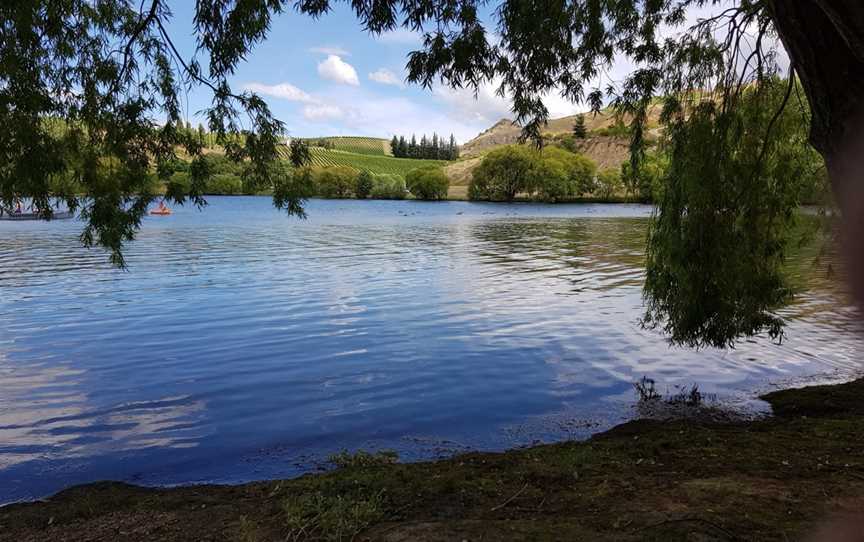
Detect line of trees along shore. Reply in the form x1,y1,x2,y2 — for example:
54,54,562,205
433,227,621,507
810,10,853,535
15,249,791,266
390,134,459,160
164,155,450,202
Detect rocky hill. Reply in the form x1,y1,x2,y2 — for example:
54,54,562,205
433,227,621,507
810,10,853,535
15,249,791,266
449,107,662,186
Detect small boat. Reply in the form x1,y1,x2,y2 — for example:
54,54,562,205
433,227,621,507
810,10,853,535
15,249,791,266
0,209,74,221
150,202,173,216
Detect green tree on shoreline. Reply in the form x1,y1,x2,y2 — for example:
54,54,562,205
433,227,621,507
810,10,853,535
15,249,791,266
406,166,449,200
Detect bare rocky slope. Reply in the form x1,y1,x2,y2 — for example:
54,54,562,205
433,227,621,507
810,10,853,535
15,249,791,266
460,109,623,157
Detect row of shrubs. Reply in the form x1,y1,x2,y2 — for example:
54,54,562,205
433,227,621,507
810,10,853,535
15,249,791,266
165,155,451,201
290,165,449,200
467,144,671,203
166,147,666,203
468,145,629,202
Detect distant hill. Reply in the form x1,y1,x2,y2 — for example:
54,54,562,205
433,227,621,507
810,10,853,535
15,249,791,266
461,106,661,156
453,106,663,182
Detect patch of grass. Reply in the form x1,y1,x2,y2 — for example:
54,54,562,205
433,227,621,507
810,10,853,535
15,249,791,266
236,515,261,542
283,490,386,542
328,449,399,469
762,378,864,417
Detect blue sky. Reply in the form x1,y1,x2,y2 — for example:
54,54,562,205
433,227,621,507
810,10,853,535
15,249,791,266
163,2,588,143
163,1,773,143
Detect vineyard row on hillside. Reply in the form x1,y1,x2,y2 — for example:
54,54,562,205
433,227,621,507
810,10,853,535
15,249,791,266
308,147,446,177
301,136,390,157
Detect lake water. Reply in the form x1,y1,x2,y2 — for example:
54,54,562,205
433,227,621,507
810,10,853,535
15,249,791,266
0,197,861,503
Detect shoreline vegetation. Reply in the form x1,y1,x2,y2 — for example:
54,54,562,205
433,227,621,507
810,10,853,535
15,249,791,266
3,377,863,541
155,129,825,207
166,129,672,205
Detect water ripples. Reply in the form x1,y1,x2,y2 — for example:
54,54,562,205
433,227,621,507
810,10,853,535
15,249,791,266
0,197,860,502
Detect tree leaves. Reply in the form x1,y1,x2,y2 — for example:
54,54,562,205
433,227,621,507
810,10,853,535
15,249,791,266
643,78,824,348
1,0,301,266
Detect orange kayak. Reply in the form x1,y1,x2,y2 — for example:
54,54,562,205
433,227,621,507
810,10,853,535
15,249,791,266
150,208,172,216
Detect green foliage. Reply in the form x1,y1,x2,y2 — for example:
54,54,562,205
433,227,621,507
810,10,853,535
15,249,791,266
288,139,312,168
1,1,313,265
596,169,622,200
557,148,598,196
329,449,399,469
573,114,587,139
314,166,357,199
531,158,570,202
283,490,386,542
205,174,243,195
469,145,539,202
590,120,631,138
369,174,407,199
405,167,449,200
470,145,598,203
355,171,374,199
643,77,825,348
272,166,315,214
621,151,668,202
289,167,319,199
391,133,459,160
534,147,596,201
206,155,245,177
167,171,192,194
550,134,578,153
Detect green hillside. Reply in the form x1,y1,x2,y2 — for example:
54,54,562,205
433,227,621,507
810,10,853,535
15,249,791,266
308,147,446,177
305,136,390,156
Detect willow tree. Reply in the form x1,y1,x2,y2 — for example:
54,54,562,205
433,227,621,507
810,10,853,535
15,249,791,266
3,1,862,345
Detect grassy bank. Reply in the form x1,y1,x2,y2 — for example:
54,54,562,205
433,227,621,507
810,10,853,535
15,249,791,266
2,379,863,541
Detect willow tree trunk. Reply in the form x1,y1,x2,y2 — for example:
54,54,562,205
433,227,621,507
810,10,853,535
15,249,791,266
768,0,864,190
769,1,864,306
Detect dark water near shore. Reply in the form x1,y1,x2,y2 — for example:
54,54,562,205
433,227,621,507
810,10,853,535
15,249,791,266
0,197,861,503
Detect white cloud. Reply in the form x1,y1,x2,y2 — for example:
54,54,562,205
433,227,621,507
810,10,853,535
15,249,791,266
284,83,484,141
541,90,586,119
309,46,350,56
433,80,511,124
242,82,314,103
434,78,598,126
317,55,360,86
303,104,344,121
373,28,421,45
368,68,404,88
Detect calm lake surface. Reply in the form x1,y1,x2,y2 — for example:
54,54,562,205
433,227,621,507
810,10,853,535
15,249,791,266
0,197,861,503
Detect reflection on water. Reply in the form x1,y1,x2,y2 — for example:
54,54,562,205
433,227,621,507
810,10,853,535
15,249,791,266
0,197,860,502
